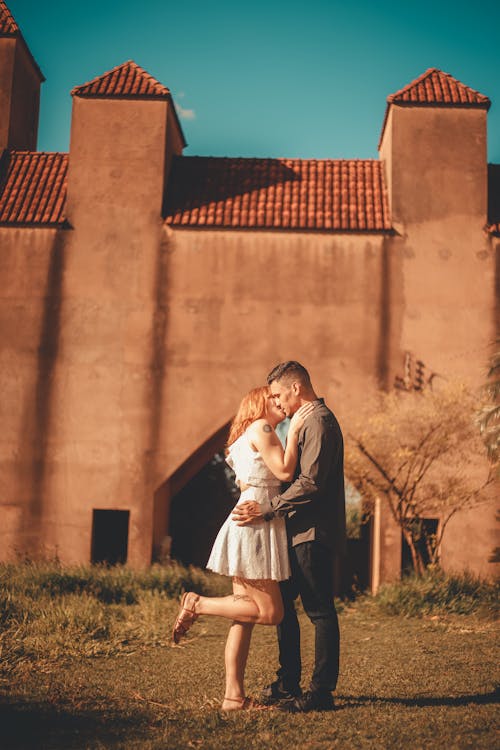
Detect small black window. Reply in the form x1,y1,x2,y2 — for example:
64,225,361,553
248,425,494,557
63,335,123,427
91,509,130,565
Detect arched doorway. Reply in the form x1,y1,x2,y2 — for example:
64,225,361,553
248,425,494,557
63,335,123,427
169,451,238,567
152,421,236,565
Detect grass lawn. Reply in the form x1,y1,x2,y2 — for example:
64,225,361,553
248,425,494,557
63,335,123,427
1,594,498,750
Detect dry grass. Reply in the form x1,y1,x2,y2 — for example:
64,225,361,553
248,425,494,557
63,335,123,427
1,563,498,749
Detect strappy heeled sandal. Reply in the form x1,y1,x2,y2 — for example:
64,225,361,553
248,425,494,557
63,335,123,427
172,592,199,644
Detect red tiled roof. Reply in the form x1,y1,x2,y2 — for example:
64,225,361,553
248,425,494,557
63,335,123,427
0,0,18,34
72,61,172,99
379,68,490,149
388,68,490,106
0,151,67,225
164,157,391,231
0,153,391,232
71,60,186,145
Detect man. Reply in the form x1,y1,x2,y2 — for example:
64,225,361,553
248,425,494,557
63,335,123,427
232,361,346,712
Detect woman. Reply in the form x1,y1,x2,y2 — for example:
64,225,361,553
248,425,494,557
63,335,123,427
172,385,313,710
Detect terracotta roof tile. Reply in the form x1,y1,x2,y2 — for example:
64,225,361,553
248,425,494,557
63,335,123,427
71,61,172,99
0,151,67,225
1,146,495,235
0,0,18,34
388,68,490,106
164,157,391,232
379,68,490,149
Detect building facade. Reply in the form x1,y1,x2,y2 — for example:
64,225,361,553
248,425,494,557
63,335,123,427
0,1,498,582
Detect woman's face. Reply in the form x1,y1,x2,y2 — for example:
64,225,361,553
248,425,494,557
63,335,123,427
265,396,285,427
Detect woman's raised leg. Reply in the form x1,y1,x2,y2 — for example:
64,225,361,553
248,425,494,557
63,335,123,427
172,578,284,643
194,577,283,624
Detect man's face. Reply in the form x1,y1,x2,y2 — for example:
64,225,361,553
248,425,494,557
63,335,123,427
265,395,286,425
269,378,301,417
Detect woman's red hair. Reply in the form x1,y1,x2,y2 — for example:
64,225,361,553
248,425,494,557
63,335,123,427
226,386,270,449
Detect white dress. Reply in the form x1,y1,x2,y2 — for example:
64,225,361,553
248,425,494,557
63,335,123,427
206,429,291,581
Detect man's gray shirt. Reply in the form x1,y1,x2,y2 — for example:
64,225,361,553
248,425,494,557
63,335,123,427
261,398,346,553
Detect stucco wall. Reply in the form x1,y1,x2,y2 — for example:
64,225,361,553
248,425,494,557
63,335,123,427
9,40,41,151
0,38,16,150
386,105,492,381
377,103,497,580
159,228,397,475
0,89,497,577
0,95,184,565
382,106,487,227
50,96,180,565
0,227,62,558
1,215,496,575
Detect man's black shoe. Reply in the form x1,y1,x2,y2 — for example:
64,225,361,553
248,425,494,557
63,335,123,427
259,680,302,706
279,689,335,713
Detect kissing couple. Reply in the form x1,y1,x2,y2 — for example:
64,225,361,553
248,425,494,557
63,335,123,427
173,361,346,713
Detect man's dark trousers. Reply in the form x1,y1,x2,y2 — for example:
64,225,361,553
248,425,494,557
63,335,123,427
277,541,340,692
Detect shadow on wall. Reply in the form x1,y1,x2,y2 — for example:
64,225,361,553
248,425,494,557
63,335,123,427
488,164,500,227
488,510,500,563
144,222,169,530
18,229,66,544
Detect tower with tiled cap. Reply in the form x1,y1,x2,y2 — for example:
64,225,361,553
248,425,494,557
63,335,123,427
0,0,44,151
378,68,490,227
66,60,185,227
61,61,186,566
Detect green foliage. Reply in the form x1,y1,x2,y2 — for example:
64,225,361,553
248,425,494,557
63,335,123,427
346,382,493,574
0,561,231,674
345,482,364,539
366,568,499,618
1,582,498,750
0,559,230,603
346,505,363,539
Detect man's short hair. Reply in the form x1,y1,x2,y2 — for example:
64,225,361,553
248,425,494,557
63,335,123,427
267,361,312,387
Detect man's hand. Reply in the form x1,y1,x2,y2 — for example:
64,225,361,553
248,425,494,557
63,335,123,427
232,501,264,526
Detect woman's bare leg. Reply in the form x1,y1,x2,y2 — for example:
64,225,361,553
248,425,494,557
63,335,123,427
191,578,284,625
222,620,254,709
173,579,284,651
222,576,281,709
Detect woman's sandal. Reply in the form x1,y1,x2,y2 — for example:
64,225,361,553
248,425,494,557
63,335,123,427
172,592,199,644
221,696,271,711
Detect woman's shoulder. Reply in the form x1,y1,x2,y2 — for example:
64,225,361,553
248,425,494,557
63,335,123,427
247,418,271,435
246,419,275,448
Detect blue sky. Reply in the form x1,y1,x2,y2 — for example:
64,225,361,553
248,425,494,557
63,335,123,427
9,0,500,161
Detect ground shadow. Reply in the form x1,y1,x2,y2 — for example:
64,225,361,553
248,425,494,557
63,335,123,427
336,687,499,709
0,697,157,750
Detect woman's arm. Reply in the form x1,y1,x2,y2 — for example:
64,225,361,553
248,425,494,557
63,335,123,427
248,403,314,481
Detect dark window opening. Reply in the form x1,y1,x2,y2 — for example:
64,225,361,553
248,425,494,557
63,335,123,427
401,518,439,575
91,509,130,565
